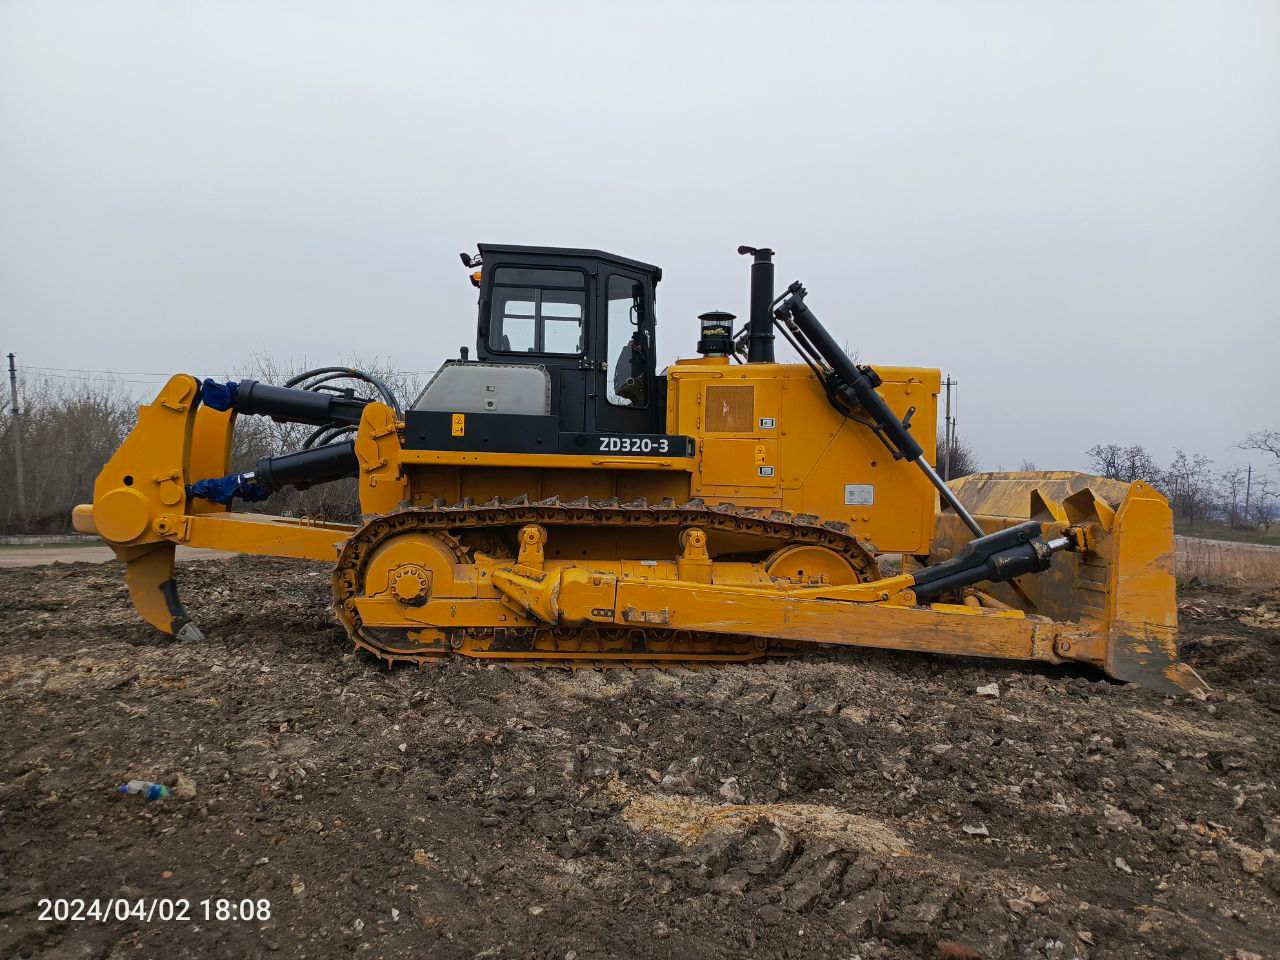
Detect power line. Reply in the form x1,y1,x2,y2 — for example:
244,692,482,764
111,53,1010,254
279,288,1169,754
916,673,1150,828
21,370,166,381
16,364,442,392
20,362,441,377
19,363,173,378
18,368,169,385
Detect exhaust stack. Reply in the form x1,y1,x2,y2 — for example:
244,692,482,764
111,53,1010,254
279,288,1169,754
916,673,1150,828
738,245,776,363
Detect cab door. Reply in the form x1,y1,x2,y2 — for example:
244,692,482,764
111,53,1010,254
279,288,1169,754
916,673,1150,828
591,271,656,434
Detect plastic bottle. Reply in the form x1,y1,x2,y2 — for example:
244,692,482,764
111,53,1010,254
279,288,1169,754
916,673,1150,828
117,780,170,801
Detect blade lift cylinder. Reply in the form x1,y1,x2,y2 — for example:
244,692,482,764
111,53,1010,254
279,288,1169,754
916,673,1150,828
773,281,986,539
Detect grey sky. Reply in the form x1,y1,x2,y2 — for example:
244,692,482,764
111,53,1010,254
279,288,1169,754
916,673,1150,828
2,1,1277,473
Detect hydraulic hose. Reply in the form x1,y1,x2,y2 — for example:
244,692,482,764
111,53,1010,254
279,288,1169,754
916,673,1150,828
284,366,401,417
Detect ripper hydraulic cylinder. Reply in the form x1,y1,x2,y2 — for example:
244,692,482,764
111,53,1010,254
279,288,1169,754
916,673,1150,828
232,379,369,427
252,440,358,491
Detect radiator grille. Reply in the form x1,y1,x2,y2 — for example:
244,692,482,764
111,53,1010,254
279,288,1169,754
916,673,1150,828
705,385,755,433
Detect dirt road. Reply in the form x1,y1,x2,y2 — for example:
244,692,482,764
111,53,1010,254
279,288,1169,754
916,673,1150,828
0,558,1276,959
0,545,235,567
1177,536,1280,554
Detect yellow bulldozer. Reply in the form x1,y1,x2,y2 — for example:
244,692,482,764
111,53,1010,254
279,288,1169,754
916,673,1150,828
73,244,1203,693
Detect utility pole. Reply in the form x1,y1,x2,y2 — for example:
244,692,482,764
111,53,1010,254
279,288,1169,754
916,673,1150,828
7,353,26,519
1245,463,1252,517
942,376,956,481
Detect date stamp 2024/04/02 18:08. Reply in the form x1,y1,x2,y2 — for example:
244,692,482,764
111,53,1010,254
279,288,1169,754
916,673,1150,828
37,898,272,924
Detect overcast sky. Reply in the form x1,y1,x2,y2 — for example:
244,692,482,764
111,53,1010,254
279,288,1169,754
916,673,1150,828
2,1,1277,473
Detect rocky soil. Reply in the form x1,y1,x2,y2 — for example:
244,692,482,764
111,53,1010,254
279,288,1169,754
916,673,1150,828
0,558,1277,959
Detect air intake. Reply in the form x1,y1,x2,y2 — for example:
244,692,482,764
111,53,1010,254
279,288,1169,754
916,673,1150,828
705,385,755,433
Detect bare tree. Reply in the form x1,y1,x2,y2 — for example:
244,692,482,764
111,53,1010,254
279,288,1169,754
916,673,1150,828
1018,458,1037,472
0,375,136,532
1216,465,1248,528
1086,443,1161,484
1087,443,1123,479
937,432,980,479
1164,450,1215,524
1239,429,1280,465
1248,477,1279,533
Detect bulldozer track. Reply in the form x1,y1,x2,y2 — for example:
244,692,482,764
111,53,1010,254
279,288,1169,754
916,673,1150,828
332,496,880,668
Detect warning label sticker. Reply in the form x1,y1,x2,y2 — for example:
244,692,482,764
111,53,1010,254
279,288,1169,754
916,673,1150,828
843,483,874,506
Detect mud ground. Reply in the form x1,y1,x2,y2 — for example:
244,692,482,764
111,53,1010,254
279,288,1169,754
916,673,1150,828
0,557,1276,960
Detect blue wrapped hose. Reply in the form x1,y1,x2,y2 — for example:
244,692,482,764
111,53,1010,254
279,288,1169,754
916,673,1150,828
200,379,239,412
187,472,271,505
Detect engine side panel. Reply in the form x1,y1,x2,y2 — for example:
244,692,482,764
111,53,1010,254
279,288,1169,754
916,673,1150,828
666,360,939,555
412,361,551,416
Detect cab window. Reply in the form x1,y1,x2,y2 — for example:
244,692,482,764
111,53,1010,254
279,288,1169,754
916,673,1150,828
606,274,649,407
489,267,586,355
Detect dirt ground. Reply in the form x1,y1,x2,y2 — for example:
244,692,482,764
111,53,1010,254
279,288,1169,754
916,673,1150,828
0,558,1276,960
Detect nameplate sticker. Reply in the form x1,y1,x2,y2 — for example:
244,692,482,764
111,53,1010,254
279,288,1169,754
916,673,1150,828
844,483,874,506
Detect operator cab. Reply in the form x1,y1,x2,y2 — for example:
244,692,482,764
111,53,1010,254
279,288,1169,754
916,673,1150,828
473,244,662,434
407,244,679,456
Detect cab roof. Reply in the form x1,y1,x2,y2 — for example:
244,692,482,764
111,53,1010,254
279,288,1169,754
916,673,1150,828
477,243,662,282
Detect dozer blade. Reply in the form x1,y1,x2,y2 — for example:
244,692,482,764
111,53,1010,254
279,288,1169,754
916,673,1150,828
935,471,1206,695
114,541,204,642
